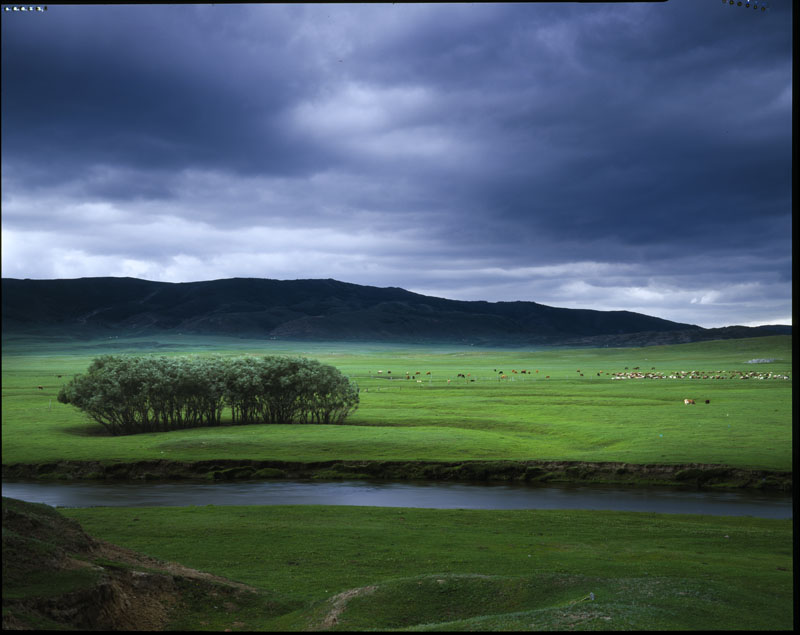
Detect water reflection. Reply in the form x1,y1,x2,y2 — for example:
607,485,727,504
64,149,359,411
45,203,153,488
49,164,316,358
1,480,791,518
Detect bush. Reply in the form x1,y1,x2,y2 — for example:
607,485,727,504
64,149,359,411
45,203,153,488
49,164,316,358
57,354,359,435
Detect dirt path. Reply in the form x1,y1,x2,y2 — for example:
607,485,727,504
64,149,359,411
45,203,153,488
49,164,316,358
315,585,378,630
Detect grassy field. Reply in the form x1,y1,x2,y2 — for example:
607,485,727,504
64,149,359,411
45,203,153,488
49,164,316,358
3,334,793,630
1,334,792,470
59,504,793,631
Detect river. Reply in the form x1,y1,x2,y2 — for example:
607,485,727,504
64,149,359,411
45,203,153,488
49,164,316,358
1,480,792,518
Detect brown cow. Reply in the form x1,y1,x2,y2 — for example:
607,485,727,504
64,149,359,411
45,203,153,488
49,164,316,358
37,386,43,390
684,399,695,405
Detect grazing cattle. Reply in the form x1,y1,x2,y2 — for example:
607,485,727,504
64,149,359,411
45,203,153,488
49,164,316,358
684,399,696,405
545,376,550,379
37,386,43,390
705,399,710,404
426,371,431,375
500,374,508,380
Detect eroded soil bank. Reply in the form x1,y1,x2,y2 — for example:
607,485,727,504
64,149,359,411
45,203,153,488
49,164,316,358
2,459,792,491
2,496,279,631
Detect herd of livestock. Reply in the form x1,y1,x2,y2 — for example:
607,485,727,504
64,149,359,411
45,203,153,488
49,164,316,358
367,367,790,382
609,369,790,380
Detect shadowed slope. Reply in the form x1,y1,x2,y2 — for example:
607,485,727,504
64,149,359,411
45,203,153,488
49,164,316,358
1,276,759,346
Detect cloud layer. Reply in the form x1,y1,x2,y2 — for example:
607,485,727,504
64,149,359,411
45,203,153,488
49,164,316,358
1,2,792,327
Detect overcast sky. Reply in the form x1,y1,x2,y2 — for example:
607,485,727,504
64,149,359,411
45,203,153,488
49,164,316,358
1,1,792,328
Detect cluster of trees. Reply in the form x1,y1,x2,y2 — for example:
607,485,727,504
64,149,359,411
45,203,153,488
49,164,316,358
57,354,359,436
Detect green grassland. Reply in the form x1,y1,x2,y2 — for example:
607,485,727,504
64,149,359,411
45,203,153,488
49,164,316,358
1,334,792,470
59,504,793,631
3,334,793,630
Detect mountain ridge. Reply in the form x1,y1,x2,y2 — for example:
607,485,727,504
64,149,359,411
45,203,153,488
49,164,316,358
1,277,790,346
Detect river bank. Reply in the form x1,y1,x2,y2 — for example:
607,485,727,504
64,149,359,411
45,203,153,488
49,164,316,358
2,458,792,491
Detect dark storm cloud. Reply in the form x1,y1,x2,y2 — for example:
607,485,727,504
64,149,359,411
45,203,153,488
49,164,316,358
413,2,792,259
2,5,332,183
1,1,792,327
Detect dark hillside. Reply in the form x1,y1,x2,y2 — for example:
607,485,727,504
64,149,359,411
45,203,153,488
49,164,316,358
1,497,280,630
1,277,789,346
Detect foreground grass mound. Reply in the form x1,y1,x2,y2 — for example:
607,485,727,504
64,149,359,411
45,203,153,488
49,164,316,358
61,503,794,631
304,573,736,631
307,573,609,630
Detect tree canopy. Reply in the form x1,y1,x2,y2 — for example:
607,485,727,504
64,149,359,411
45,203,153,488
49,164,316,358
57,354,359,435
